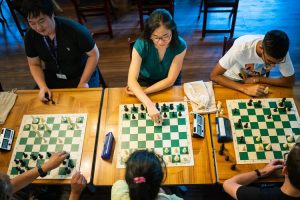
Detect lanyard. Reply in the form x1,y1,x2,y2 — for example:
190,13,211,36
43,36,61,72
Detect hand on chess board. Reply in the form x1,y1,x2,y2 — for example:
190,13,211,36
42,151,69,172
242,84,266,97
147,103,162,123
70,171,87,198
39,87,51,102
258,159,284,178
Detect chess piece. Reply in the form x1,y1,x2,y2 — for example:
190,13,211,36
265,143,272,151
257,144,264,151
287,106,292,111
156,103,160,110
162,103,167,111
124,113,129,119
219,143,225,155
233,108,237,114
287,135,294,143
230,164,236,171
279,101,283,107
38,153,43,159
14,159,19,164
239,136,244,143
174,155,180,162
30,154,37,161
244,123,248,128
263,87,269,94
65,167,71,174
66,154,70,160
182,147,187,153
141,113,145,119
283,143,288,149
163,112,167,118
170,103,174,110
132,114,136,120
63,160,67,165
164,148,169,154
141,104,145,111
273,107,278,112
68,162,74,169
179,103,183,111
172,112,176,117
124,105,129,112
256,100,262,107
23,153,28,158
267,114,272,119
178,112,182,117
247,99,253,106
19,160,26,167
47,152,52,158
256,136,261,142
237,119,242,128
132,104,137,112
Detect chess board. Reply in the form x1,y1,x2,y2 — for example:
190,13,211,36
117,102,194,168
7,114,87,179
227,98,300,164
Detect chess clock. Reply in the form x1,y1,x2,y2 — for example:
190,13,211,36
193,114,205,138
216,117,232,143
0,128,14,150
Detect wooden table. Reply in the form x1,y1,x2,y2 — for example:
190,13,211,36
0,88,103,184
93,86,216,185
210,84,300,183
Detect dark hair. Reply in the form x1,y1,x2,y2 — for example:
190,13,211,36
22,0,54,19
262,30,289,59
142,9,180,49
125,150,166,200
0,171,12,200
286,143,300,190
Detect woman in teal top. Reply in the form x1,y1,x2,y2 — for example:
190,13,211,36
127,9,187,123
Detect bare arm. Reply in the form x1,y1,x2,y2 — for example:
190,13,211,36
69,172,87,200
127,48,161,123
10,151,68,193
210,63,266,97
78,44,99,88
144,49,186,94
223,160,284,199
27,56,52,101
259,74,295,87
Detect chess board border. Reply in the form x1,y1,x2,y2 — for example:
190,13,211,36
7,113,88,179
116,101,194,168
227,98,300,164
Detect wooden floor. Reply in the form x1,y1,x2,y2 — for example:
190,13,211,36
0,0,300,90
0,0,298,199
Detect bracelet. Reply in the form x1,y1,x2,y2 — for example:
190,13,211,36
254,169,261,178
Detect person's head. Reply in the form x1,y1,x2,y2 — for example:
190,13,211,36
0,171,12,200
285,143,300,190
22,0,55,36
142,9,179,49
261,30,289,70
125,150,166,200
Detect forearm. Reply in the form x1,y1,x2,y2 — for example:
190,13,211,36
211,74,246,93
259,76,295,87
79,56,98,85
144,78,174,95
29,64,47,89
128,79,153,107
69,192,81,200
10,167,40,193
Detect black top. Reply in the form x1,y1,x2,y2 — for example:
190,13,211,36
25,16,95,87
237,185,300,200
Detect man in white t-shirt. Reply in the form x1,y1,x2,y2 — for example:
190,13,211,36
210,30,295,96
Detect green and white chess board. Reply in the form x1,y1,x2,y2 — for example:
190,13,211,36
227,98,300,164
7,113,87,179
117,102,194,168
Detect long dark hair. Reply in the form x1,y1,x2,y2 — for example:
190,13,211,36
125,149,167,200
142,9,180,49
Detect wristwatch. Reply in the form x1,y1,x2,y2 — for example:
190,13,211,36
254,169,261,178
37,165,48,177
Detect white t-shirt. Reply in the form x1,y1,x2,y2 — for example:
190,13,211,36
219,35,294,81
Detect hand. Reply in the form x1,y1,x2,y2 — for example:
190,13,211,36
39,87,51,102
243,76,260,84
125,86,135,96
147,103,161,123
42,151,69,172
243,85,266,97
71,171,87,196
77,82,89,88
259,159,284,178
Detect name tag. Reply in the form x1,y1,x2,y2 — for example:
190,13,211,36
56,73,67,79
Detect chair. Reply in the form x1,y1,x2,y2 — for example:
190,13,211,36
222,36,270,77
198,0,239,38
5,0,28,38
0,82,3,91
137,0,174,31
70,0,113,38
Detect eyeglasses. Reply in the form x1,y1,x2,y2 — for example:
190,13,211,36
151,33,172,43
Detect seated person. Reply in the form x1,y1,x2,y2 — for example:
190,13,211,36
127,9,187,123
22,0,101,102
210,30,295,97
111,149,183,200
0,151,87,200
223,143,300,200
